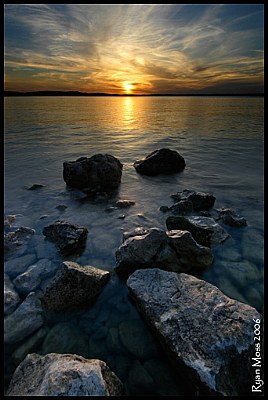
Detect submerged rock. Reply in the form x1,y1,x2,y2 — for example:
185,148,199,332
134,148,185,176
4,253,37,279
171,189,215,211
63,154,123,194
4,273,20,316
216,208,247,227
127,268,261,396
115,227,213,279
166,215,229,246
43,261,110,311
6,353,123,396
43,220,88,256
4,292,45,345
4,226,35,259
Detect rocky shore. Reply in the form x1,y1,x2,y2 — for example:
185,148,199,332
4,149,263,396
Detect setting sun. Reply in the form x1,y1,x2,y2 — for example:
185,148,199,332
123,82,134,94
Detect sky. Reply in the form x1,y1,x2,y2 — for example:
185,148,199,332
4,4,264,94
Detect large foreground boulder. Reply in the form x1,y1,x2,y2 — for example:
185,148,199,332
115,227,213,279
43,220,88,256
134,148,185,176
63,154,123,193
43,261,110,311
127,268,261,396
6,353,123,396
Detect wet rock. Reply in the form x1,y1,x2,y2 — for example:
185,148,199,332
4,273,20,316
4,226,35,259
216,208,247,227
4,253,37,279
6,353,123,396
13,259,57,296
115,227,213,279
118,319,158,360
125,360,155,396
26,183,46,190
114,199,135,208
12,326,49,365
4,292,45,345
171,189,215,211
43,261,110,311
134,148,185,176
63,154,123,194
127,268,261,396
43,220,88,256
160,199,193,215
40,322,88,357
166,215,229,246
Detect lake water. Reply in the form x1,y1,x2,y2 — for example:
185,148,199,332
4,96,264,395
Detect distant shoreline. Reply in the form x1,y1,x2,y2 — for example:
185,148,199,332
4,91,264,97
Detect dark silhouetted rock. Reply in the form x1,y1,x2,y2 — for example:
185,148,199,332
134,148,185,176
6,353,123,396
160,199,193,215
166,215,229,246
216,208,247,227
63,154,123,193
43,220,88,256
115,227,213,279
43,261,110,311
171,189,215,211
26,184,46,190
127,268,261,396
114,200,135,208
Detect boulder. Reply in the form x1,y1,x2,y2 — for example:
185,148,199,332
115,227,213,279
4,273,20,316
171,189,215,211
134,148,185,176
6,353,123,396
216,208,247,227
160,199,193,215
127,268,261,396
12,327,49,366
43,220,88,256
63,154,123,193
13,259,58,296
4,292,45,345
4,253,37,279
26,183,46,190
43,261,110,311
166,215,229,247
4,226,35,259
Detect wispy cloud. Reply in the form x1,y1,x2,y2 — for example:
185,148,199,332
4,4,264,93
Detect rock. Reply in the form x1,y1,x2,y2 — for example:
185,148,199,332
127,268,261,396
26,184,46,190
39,215,48,220
123,227,149,241
4,226,35,259
13,259,58,296
134,148,185,176
118,319,158,360
4,273,20,316
216,208,247,227
63,154,123,194
6,353,123,396
160,199,193,215
125,360,155,396
43,220,88,256
106,327,122,353
40,322,88,357
4,253,37,279
114,199,135,208
4,292,45,345
43,261,110,311
217,260,259,290
171,189,215,211
12,327,49,365
166,215,229,246
55,204,67,211
115,227,213,279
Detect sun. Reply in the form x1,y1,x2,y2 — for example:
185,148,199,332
123,82,134,94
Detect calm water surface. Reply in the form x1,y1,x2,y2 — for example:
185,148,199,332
4,96,264,395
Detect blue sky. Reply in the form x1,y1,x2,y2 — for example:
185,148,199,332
4,4,264,94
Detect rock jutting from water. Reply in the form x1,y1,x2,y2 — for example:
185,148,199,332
160,199,193,215
4,226,35,260
171,189,216,211
115,227,213,279
6,353,123,396
216,208,247,227
42,220,88,256
43,261,110,311
134,148,186,176
63,154,123,194
166,215,229,247
127,268,261,396
4,273,20,316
